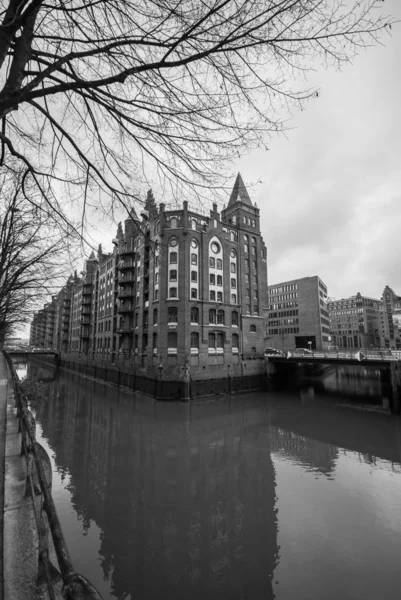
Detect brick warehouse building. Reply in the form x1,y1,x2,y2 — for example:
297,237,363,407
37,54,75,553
30,174,269,391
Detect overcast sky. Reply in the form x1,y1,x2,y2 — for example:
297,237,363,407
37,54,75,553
17,2,400,338
238,0,401,301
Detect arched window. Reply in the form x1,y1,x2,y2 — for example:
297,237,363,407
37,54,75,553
169,287,177,298
191,271,197,282
216,332,224,350
244,234,249,253
152,333,157,352
169,270,177,281
232,311,238,326
191,253,197,265
232,334,239,352
191,288,197,299
155,220,160,234
217,309,225,325
191,219,197,230
252,236,256,244
167,332,177,353
169,252,177,264
250,324,256,332
191,307,199,323
170,217,178,228
209,309,216,324
208,332,215,349
168,307,178,322
190,332,199,349
153,308,158,324
232,215,237,225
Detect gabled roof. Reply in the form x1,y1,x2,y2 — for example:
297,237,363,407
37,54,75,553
227,173,252,207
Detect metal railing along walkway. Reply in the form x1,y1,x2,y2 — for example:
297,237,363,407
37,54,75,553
3,351,103,600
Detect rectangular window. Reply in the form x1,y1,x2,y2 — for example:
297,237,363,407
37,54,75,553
191,271,197,282
169,252,177,264
231,263,236,273
169,287,177,298
210,257,215,268
217,292,223,302
245,274,250,283
216,259,222,270
191,253,197,265
217,275,222,286
231,294,237,303
210,290,216,301
169,270,177,281
231,278,236,288
210,274,215,285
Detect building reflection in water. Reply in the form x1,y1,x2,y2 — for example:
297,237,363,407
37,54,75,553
24,362,401,600
28,364,281,600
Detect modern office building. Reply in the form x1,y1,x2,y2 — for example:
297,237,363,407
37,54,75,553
327,293,382,349
380,286,401,349
30,174,269,384
265,276,329,351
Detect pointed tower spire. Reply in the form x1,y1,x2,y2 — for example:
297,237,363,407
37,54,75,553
228,173,252,207
145,189,156,212
88,250,95,260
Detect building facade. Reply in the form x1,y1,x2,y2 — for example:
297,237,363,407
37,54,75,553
327,293,382,349
380,286,401,350
30,175,269,382
265,276,329,351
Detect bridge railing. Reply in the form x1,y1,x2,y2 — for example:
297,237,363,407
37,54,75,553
3,351,103,600
283,349,401,361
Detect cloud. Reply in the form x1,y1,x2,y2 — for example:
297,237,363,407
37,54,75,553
239,0,401,300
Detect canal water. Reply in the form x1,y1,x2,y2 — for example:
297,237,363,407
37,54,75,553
15,360,401,600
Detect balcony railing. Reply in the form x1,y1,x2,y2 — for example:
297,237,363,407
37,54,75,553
119,273,135,283
119,259,135,271
117,326,134,334
117,287,134,298
119,245,135,256
118,304,134,314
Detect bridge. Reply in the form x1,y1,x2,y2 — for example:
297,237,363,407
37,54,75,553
265,349,401,414
6,350,58,356
266,349,401,366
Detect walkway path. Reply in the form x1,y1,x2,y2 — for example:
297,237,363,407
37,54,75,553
0,353,8,599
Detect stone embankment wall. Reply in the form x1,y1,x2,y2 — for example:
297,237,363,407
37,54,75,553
30,354,268,399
